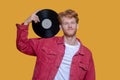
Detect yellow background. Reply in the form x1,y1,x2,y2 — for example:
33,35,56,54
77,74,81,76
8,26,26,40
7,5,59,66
0,0,120,80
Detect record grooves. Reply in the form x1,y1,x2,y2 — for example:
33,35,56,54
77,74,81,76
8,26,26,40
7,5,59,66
32,9,60,38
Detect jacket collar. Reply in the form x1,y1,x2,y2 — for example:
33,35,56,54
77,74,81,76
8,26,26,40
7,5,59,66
56,36,85,55
56,36,64,44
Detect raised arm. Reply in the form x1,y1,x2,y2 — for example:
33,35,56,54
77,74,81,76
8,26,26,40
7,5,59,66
16,10,40,56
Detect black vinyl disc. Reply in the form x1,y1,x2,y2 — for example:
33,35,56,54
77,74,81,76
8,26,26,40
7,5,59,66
32,9,60,38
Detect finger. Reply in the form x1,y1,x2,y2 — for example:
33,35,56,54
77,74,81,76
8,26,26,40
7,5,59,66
36,16,40,22
31,15,37,20
33,18,40,23
34,15,40,22
34,20,38,23
32,14,40,23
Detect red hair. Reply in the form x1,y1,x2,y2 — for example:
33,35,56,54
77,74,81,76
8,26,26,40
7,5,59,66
58,9,79,24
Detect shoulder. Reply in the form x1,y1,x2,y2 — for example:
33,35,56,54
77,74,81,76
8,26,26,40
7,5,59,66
39,36,62,42
81,45,93,63
77,38,92,56
30,36,62,44
79,44,93,64
82,45,92,55
78,39,92,58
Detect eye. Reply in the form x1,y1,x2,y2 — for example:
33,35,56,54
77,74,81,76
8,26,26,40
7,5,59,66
62,22,68,25
71,22,76,24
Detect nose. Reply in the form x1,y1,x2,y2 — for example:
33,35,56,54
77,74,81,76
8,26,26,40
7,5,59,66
68,23,72,28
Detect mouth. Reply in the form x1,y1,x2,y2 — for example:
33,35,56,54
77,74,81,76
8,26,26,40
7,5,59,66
68,28,74,30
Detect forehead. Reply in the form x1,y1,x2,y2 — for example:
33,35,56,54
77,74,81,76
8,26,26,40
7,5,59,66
61,17,76,22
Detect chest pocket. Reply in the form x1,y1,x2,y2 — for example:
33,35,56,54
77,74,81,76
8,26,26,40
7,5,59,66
39,47,57,63
78,61,89,79
79,62,88,71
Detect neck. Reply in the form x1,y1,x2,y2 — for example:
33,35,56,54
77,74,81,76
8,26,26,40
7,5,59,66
64,35,78,45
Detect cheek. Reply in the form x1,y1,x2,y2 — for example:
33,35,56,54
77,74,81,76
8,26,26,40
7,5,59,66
73,25,78,30
62,28,67,32
73,24,78,27
61,25,67,30
74,27,78,30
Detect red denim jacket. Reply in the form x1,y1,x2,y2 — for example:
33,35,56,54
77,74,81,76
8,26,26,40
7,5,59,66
16,24,95,80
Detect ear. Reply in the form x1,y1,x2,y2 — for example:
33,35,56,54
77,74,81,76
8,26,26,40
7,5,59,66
59,25,62,30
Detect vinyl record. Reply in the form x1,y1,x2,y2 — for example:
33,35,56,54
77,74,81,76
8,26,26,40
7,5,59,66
32,9,60,38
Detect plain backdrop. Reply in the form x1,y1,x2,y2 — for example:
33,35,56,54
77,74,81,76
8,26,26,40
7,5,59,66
0,0,120,80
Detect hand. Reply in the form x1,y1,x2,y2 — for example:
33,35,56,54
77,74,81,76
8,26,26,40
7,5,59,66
24,10,40,25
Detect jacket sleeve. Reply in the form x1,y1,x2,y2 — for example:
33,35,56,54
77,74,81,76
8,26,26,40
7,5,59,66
16,23,38,56
84,53,96,80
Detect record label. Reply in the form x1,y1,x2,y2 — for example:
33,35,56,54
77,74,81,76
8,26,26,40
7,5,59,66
41,19,52,29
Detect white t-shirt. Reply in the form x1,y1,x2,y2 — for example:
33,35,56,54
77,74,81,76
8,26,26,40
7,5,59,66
54,42,80,80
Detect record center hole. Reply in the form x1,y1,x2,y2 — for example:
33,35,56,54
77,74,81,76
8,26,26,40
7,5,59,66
42,19,52,29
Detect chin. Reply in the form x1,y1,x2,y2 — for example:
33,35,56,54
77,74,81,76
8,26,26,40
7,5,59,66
65,33,76,37
64,31,77,37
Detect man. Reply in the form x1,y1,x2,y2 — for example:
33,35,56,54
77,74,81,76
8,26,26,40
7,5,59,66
16,9,95,80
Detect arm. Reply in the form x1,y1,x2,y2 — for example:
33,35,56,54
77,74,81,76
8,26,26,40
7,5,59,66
16,10,40,56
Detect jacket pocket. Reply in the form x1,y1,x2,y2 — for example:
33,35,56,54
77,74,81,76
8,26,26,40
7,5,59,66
79,62,88,71
78,62,88,79
39,47,57,63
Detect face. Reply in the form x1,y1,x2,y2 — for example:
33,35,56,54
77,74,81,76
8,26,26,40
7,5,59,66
60,17,78,37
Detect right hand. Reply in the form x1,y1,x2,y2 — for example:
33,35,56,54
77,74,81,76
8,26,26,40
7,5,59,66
24,10,40,25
